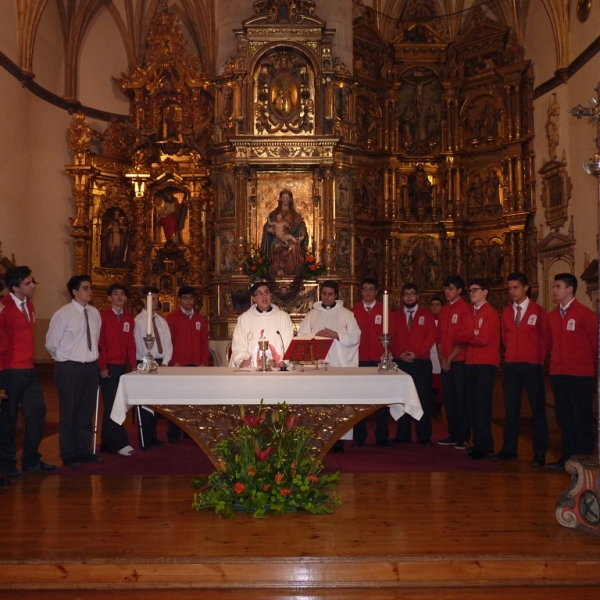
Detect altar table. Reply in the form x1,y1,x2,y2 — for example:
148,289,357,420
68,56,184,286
111,366,421,467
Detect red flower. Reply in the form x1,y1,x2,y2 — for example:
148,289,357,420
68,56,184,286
251,265,257,271
285,414,296,430
255,446,272,462
243,412,266,428
274,472,284,483
258,258,263,264
310,265,316,271
246,467,256,476
308,475,318,483
234,482,245,494
263,484,271,491
280,488,291,496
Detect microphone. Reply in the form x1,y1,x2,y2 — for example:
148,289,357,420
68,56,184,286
276,330,288,371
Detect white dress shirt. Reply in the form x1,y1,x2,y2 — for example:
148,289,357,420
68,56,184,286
134,309,173,365
10,292,31,321
45,299,101,362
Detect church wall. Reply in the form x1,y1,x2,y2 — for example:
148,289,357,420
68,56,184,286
0,0,18,63
78,6,130,113
31,0,65,96
525,1,558,86
570,1,600,58
0,67,73,361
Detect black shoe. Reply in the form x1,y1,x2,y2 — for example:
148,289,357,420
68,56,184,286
99,444,117,454
80,454,103,464
63,459,81,468
0,478,10,487
467,448,487,460
418,439,432,447
168,437,180,444
352,440,365,447
1,467,23,479
332,441,345,454
437,436,457,446
492,451,518,461
140,445,153,452
376,440,393,448
547,457,569,471
531,454,546,467
22,461,57,473
391,438,411,444
150,440,165,448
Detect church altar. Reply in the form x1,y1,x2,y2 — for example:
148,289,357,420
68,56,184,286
111,366,421,467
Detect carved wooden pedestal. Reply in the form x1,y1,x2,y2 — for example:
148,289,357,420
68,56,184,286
556,456,600,536
155,404,383,469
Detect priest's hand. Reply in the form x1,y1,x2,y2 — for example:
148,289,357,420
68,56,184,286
239,357,252,368
316,328,339,340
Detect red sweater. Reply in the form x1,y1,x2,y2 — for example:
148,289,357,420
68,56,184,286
351,301,384,362
98,308,137,371
0,296,36,369
390,306,436,359
436,297,472,362
547,299,598,376
166,310,210,366
502,301,548,365
465,302,500,366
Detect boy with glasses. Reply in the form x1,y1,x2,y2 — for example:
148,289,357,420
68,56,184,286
464,278,500,460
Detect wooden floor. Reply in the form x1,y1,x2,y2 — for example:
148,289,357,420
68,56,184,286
0,368,599,598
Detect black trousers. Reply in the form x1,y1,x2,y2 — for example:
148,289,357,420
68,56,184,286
99,364,131,452
54,361,99,461
441,360,469,444
137,359,162,448
353,361,389,443
550,374,595,458
0,368,47,469
167,364,197,442
502,362,548,456
465,363,497,455
394,358,433,443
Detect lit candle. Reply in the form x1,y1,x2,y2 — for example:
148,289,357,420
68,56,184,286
146,292,153,336
382,291,389,334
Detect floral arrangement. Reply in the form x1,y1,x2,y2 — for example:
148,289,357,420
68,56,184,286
192,401,341,518
298,245,326,280
243,244,269,278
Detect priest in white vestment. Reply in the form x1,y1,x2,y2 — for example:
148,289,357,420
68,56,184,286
298,280,361,367
229,281,294,368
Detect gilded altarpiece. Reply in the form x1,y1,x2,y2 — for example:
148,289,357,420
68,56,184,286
66,9,214,314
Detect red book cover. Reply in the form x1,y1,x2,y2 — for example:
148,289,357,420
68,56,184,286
283,336,333,362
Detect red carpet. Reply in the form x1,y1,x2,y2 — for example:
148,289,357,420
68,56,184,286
53,417,499,476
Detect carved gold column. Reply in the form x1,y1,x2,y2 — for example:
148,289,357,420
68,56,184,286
234,166,248,245
505,84,513,142
187,178,203,286
321,166,335,276
125,165,151,287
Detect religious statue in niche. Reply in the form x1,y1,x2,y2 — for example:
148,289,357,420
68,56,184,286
399,236,441,291
156,189,188,245
355,169,379,216
156,76,185,143
484,169,501,206
336,173,351,216
407,164,433,221
466,170,484,209
220,229,235,273
335,229,352,275
487,238,505,282
255,53,314,135
462,96,501,145
334,87,349,119
362,238,379,280
100,207,130,268
502,29,523,65
356,96,379,148
261,189,308,278
468,239,486,279
220,171,235,217
545,93,560,160
397,67,442,153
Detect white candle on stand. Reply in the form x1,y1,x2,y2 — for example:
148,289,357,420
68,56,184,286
146,292,153,336
382,291,389,334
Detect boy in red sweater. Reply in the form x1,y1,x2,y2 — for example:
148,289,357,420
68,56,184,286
0,266,55,479
98,283,137,456
436,275,472,450
495,272,549,466
390,283,436,445
547,273,598,470
465,278,500,460
165,286,210,443
351,278,390,447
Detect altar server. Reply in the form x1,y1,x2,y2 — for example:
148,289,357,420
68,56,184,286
546,273,598,470
166,285,209,443
98,283,136,456
495,272,549,467
46,275,101,468
229,281,294,369
351,278,390,447
134,286,172,450
390,283,436,446
0,267,55,480
298,280,360,368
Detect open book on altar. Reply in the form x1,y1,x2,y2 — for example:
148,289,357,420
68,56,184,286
283,336,333,363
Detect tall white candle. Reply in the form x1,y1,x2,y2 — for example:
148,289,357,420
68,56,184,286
146,292,153,336
382,290,389,334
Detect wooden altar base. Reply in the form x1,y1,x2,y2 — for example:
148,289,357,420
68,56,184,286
1,468,600,598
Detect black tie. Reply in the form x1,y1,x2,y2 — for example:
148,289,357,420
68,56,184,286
559,306,566,319
83,308,92,351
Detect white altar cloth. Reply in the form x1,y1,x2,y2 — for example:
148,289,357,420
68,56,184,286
111,366,422,425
